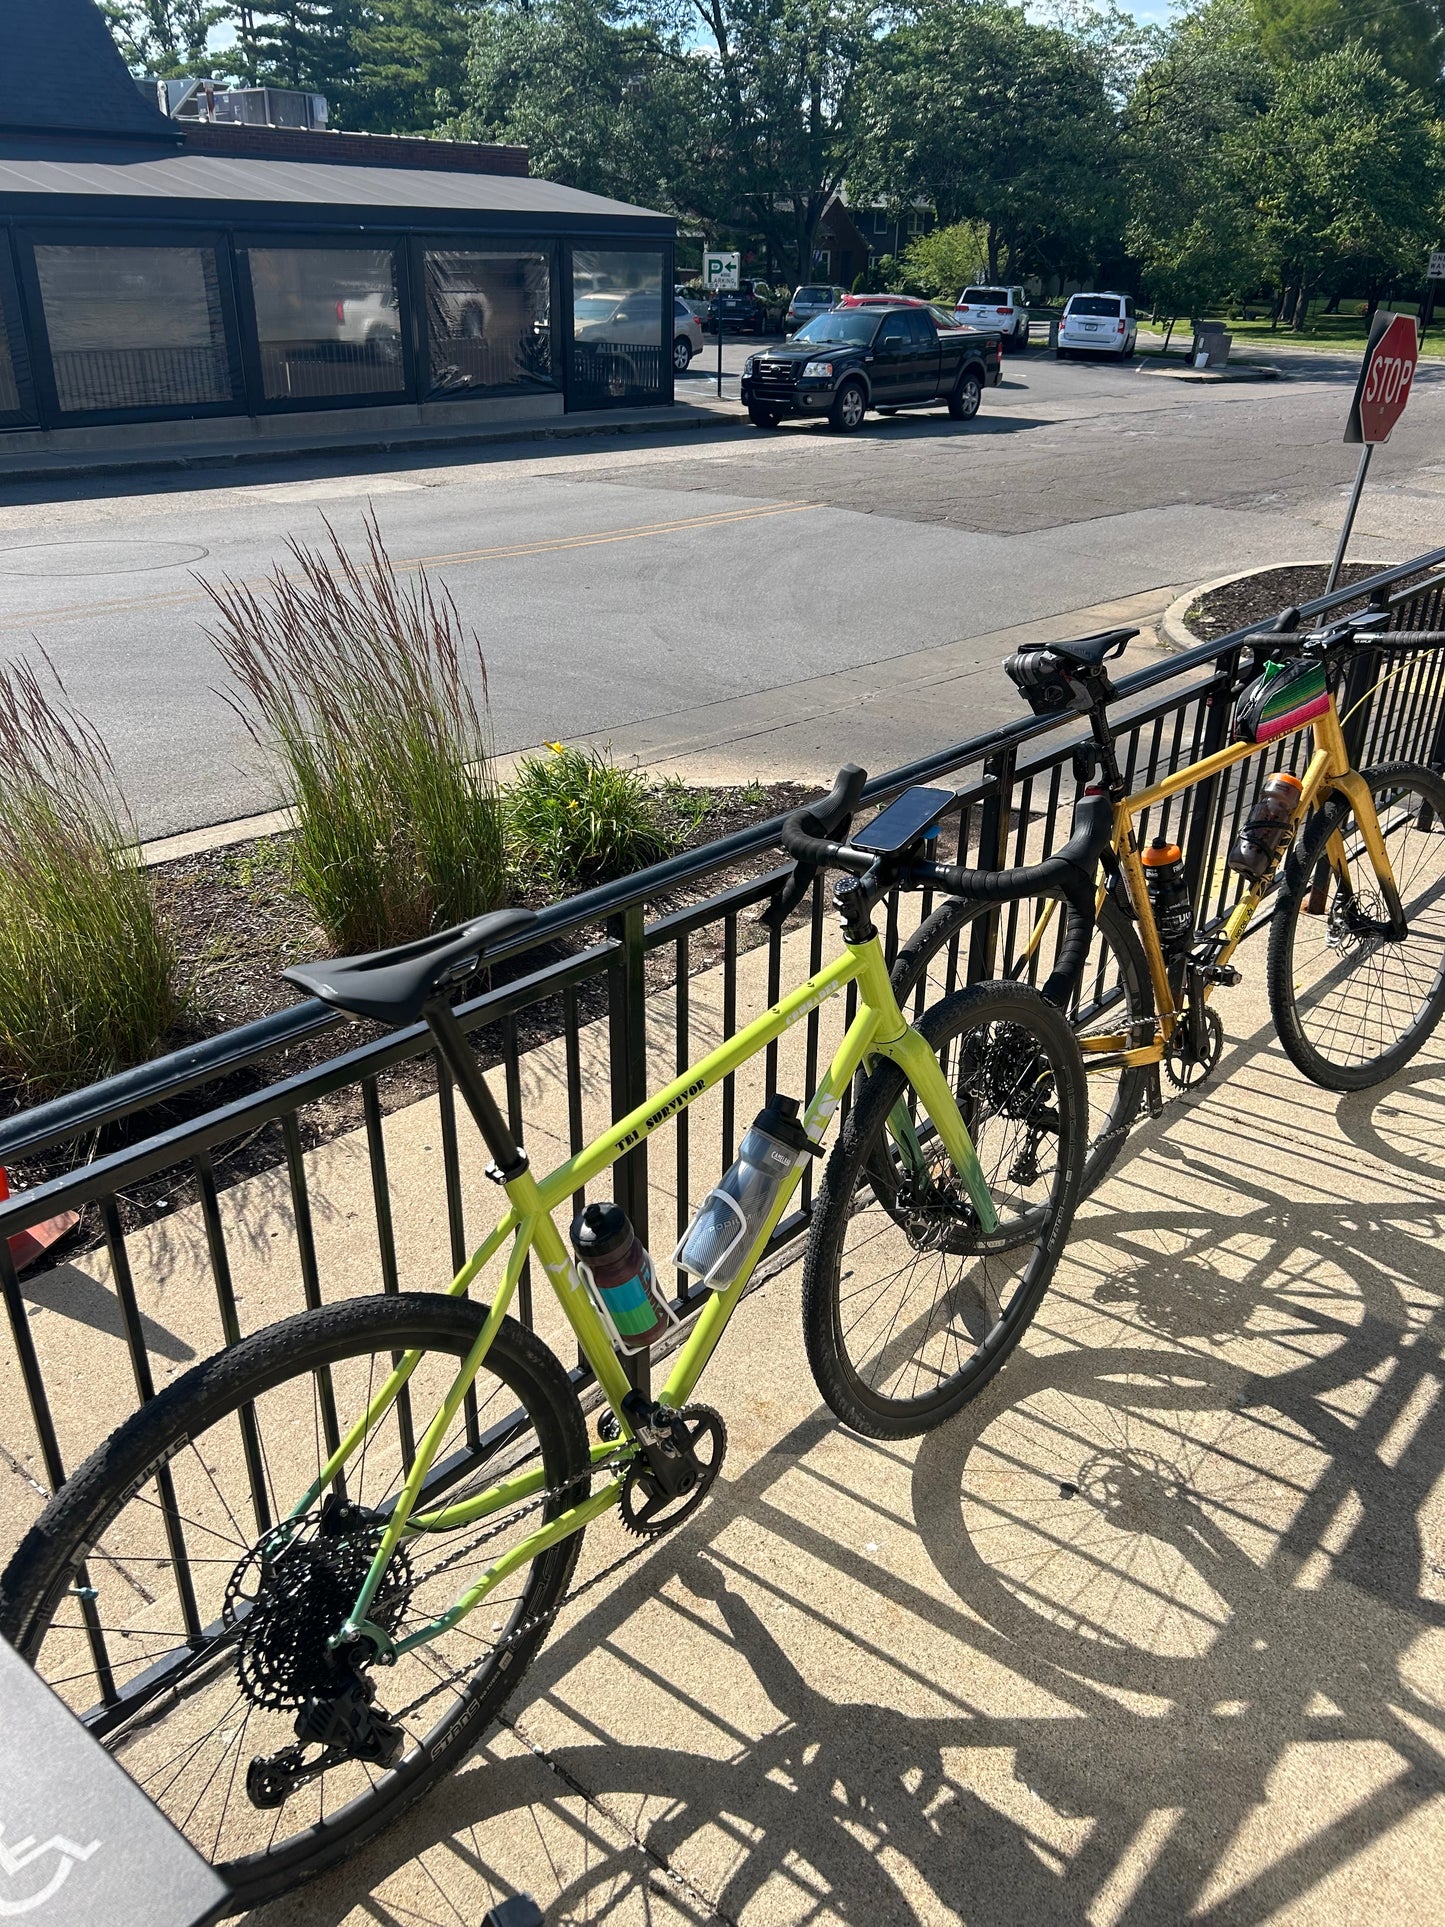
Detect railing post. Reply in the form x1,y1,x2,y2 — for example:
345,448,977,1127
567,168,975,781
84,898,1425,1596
1182,659,1235,918
607,902,651,1400
968,747,1014,980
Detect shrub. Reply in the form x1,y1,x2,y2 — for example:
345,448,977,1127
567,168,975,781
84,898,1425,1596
0,655,179,1096
901,222,990,300
508,745,674,894
205,513,506,955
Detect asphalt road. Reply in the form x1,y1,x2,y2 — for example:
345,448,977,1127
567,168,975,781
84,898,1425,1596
0,337,1440,837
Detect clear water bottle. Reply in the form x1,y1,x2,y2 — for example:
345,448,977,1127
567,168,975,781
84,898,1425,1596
1228,772,1303,879
569,1201,670,1354
674,1094,817,1291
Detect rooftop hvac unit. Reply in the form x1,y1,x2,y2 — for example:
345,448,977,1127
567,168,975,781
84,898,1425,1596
139,77,329,129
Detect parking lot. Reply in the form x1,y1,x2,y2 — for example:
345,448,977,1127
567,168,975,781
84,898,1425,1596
0,335,1440,836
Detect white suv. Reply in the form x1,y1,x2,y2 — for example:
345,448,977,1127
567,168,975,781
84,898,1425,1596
954,285,1029,347
1057,292,1137,360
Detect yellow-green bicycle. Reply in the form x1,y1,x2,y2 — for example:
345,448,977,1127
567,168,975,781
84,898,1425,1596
1,768,1088,1908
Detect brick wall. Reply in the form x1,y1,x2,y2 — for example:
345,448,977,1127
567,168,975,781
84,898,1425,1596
179,121,528,177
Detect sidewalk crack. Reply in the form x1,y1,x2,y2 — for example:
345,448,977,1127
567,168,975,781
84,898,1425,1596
499,1712,738,1925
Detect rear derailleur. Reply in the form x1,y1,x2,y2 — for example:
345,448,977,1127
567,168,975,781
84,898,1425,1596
246,1652,405,1808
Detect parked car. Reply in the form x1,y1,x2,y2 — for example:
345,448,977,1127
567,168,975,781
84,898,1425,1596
748,283,789,329
672,296,704,372
784,284,845,332
741,302,1002,433
953,286,1030,349
1056,291,1138,359
702,288,769,335
836,292,935,309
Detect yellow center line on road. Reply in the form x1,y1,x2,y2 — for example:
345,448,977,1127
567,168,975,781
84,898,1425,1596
0,500,822,633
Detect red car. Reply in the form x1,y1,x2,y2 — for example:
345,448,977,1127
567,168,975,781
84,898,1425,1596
838,293,993,336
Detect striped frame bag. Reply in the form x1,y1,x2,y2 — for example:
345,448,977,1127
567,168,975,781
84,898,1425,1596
1232,656,1333,744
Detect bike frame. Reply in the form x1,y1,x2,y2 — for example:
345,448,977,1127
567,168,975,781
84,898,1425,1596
1025,689,1396,1070
284,927,995,1661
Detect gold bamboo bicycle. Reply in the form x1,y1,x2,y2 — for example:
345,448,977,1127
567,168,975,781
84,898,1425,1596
892,607,1445,1193
0,768,1088,1909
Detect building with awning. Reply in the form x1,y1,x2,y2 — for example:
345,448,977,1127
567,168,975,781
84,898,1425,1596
0,0,677,465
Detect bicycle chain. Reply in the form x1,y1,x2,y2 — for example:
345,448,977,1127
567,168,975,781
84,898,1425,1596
387,1446,643,1726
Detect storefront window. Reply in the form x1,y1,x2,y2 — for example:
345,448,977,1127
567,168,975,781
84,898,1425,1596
246,247,405,402
424,250,553,398
33,244,235,414
569,250,665,406
0,321,19,416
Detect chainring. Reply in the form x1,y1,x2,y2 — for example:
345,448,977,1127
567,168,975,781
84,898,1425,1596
225,1499,412,1711
619,1405,727,1538
1165,1006,1225,1091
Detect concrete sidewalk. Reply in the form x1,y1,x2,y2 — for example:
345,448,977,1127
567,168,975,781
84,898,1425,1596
2,872,1442,1924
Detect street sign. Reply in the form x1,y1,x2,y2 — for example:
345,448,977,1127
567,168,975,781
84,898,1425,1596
0,1637,229,1925
1345,310,1419,445
1429,250,1445,279
703,250,739,291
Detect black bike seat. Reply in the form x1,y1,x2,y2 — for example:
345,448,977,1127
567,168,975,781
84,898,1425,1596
284,907,539,1025
1044,627,1137,668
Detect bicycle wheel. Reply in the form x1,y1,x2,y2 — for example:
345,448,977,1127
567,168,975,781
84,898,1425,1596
892,889,1151,1194
1268,760,1445,1090
802,981,1087,1439
0,1293,589,1911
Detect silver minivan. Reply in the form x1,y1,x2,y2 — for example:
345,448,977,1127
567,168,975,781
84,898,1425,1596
784,284,845,333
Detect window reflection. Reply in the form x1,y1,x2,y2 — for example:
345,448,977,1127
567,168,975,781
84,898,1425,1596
570,250,665,406
0,318,19,415
424,251,553,398
247,247,405,401
34,244,234,413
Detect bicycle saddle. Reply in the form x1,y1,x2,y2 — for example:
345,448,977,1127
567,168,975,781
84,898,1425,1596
284,907,539,1025
1041,627,1137,668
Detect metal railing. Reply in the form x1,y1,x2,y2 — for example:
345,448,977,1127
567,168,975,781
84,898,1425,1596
2,549,1443,1679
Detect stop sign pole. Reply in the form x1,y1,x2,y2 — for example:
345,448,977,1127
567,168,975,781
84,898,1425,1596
1327,310,1421,590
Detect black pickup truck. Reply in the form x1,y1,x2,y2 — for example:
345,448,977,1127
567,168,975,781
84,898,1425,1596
740,302,1002,432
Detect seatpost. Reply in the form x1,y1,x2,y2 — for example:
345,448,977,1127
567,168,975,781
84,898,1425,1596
1087,689,1126,799
422,997,528,1180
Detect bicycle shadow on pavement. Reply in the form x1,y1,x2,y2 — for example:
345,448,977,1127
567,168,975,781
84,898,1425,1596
248,1011,1445,1926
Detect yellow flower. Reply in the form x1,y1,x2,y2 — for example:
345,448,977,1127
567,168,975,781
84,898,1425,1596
546,740,565,753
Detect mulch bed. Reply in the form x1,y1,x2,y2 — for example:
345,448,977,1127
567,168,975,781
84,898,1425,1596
1,781,817,1261
1182,561,1438,642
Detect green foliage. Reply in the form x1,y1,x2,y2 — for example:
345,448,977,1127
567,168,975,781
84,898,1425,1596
0,656,179,1097
1249,0,1445,98
205,514,507,955
348,0,481,131
854,0,1122,283
1123,0,1274,318
1241,44,1443,323
508,745,674,894
901,222,990,299
101,0,230,77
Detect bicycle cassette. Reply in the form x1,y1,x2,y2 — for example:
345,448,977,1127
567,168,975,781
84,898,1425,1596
619,1405,727,1537
1165,1007,1224,1090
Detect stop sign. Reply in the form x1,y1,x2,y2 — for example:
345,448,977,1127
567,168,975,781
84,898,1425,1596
1346,311,1419,444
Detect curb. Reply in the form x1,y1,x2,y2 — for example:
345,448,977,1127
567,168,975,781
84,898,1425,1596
0,402,746,489
1161,559,1391,652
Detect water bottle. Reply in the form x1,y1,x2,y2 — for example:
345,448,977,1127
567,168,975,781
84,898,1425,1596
569,1201,670,1354
1227,772,1303,879
675,1094,816,1291
1143,837,1193,998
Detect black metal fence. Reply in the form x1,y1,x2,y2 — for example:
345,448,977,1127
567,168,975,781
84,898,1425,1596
3,547,1443,1554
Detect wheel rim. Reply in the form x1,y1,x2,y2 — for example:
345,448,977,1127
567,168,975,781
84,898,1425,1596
1283,775,1445,1075
961,379,980,416
674,339,690,371
830,991,1080,1418
10,1311,579,1897
841,386,863,426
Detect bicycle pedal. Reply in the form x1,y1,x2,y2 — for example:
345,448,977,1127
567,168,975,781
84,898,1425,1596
1201,964,1241,988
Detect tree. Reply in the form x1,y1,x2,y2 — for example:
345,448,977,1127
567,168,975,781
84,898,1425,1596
854,0,1122,283
449,0,720,216
1122,0,1274,321
101,1,229,76
348,0,482,131
901,221,990,297
659,0,884,282
232,3,362,97
1249,0,1445,100
1240,44,1444,327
